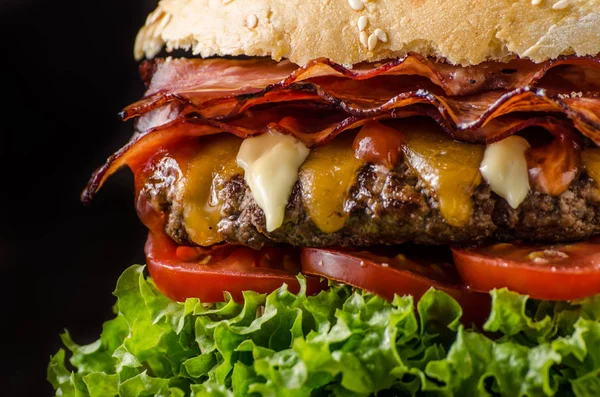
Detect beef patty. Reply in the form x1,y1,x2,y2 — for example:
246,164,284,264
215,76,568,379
142,155,600,249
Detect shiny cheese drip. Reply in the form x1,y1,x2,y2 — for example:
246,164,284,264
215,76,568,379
582,148,600,188
300,134,364,233
237,131,310,232
183,136,242,246
403,125,484,227
480,136,531,209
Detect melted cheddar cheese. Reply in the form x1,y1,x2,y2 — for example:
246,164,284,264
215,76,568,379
183,135,243,246
402,123,484,227
300,134,364,233
582,148,600,188
179,122,577,244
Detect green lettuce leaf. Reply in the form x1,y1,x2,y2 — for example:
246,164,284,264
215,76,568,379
49,265,600,397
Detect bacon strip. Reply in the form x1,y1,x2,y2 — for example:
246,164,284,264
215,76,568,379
82,114,576,204
527,132,581,196
84,55,600,203
125,58,600,144
133,88,600,144
121,54,600,120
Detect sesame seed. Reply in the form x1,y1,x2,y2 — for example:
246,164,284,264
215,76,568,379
531,0,542,4
246,14,258,29
360,260,366,267
552,0,569,9
357,16,368,32
348,0,364,11
359,31,369,48
318,260,324,266
374,28,388,43
381,262,389,268
367,33,378,51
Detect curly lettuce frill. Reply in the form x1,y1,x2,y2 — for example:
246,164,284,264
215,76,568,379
49,265,600,397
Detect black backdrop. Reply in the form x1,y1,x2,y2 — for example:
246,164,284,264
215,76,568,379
2,1,160,395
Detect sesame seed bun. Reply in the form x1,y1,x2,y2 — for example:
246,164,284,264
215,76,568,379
135,0,600,66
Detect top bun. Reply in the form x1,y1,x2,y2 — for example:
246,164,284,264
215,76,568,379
135,0,600,66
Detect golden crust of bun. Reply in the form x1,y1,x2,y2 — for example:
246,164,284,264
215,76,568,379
134,0,600,66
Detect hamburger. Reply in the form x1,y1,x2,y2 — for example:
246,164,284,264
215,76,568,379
49,0,600,396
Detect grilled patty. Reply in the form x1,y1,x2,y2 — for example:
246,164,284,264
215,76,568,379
143,155,600,249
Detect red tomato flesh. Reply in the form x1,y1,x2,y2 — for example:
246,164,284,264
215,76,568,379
301,248,490,326
145,229,600,326
452,237,600,300
146,233,327,302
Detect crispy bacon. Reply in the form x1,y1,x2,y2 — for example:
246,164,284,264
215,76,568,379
124,57,600,144
82,114,577,204
528,138,581,196
526,123,582,196
131,87,600,144
83,55,600,203
121,54,600,120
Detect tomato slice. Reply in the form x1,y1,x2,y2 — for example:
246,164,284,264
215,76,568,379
452,238,600,300
301,248,490,326
146,233,327,302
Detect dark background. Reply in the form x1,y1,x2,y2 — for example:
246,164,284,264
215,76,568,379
2,0,159,395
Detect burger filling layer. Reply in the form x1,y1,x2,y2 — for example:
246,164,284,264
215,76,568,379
84,54,600,295
140,121,600,249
